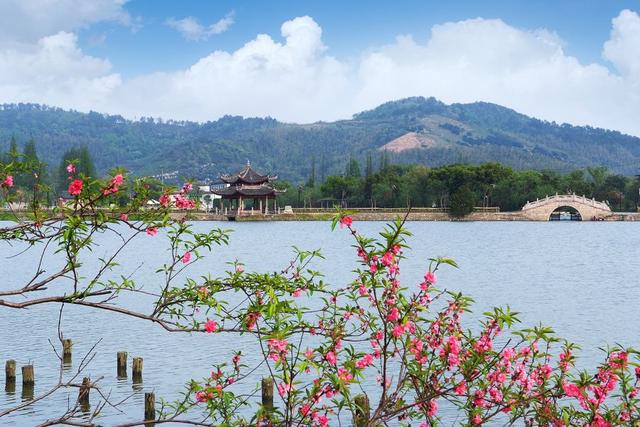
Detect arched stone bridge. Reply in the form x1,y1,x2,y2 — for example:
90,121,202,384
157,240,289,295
521,194,612,221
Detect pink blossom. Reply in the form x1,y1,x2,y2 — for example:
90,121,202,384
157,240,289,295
471,414,482,425
299,403,311,417
427,400,438,416
474,334,493,353
454,381,467,395
358,284,368,296
146,227,158,236
2,175,13,188
381,251,395,267
195,391,208,403
392,324,405,338
66,164,76,174
339,216,353,228
292,288,302,297
317,414,329,427
103,174,125,195
204,319,218,333
68,179,83,196
267,338,288,353
181,252,192,264
325,351,337,366
356,354,374,369
424,271,436,284
489,387,503,403
235,265,244,273
448,335,460,354
159,194,170,207
369,262,378,274
562,382,582,398
387,307,399,322
119,213,128,221
277,382,291,397
175,194,196,209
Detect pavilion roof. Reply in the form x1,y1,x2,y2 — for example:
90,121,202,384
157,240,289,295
220,163,276,185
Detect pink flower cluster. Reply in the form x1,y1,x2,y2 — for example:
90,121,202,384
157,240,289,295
1,175,13,188
159,182,196,209
267,338,288,363
102,174,124,195
68,179,83,196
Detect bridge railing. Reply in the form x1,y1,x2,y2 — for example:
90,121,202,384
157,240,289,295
522,194,610,211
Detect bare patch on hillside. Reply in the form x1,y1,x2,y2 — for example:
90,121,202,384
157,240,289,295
380,132,436,152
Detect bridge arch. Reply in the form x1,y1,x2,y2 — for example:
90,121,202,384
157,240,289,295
521,194,611,221
549,205,582,221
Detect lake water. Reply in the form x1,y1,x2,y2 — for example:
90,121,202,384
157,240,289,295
0,221,638,425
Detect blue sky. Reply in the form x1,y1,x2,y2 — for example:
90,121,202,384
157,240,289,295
80,0,638,76
0,0,639,136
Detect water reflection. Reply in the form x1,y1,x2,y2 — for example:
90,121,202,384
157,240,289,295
0,221,639,424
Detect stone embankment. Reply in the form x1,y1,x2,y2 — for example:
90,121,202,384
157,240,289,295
171,209,640,222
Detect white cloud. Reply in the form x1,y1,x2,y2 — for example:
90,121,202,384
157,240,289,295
0,31,121,110
0,0,131,44
166,12,234,41
603,9,640,85
111,16,350,121
1,9,640,137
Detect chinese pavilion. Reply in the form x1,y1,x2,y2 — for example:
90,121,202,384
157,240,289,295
212,162,284,215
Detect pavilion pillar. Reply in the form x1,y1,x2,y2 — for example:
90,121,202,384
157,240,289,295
239,196,243,215
259,199,263,215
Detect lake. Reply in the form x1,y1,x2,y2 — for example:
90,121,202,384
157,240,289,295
0,220,638,425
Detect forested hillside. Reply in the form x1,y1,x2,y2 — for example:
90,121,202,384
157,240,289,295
1,97,639,183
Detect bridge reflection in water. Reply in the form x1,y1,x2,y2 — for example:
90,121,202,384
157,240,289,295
549,206,582,221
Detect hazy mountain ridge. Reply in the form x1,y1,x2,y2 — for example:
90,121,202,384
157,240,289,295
0,97,639,183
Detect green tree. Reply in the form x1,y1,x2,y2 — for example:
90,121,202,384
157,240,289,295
306,156,316,188
449,185,475,217
345,157,361,178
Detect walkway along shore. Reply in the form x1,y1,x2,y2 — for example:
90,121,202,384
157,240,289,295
3,207,639,222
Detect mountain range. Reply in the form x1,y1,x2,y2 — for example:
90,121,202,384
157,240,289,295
1,97,639,183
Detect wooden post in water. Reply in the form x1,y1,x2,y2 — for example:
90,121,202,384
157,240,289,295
132,357,143,382
261,377,273,411
78,377,90,411
21,365,34,400
353,394,370,427
117,352,127,377
21,365,34,386
144,392,156,421
63,339,72,364
5,360,15,384
5,360,15,393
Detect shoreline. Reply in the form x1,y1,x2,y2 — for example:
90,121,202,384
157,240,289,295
3,209,638,222
173,210,640,222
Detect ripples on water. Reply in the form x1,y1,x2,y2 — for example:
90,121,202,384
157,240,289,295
0,221,638,425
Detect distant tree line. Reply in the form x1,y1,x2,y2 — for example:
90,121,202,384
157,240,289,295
274,156,640,213
3,134,639,214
